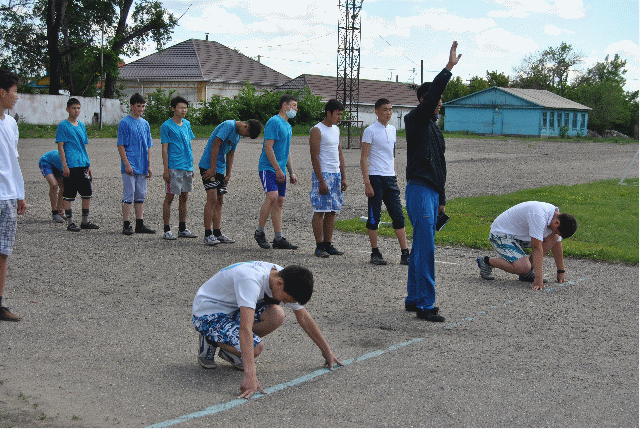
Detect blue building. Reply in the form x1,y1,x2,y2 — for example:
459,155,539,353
443,87,592,137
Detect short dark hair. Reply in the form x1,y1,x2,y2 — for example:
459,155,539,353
558,213,577,239
171,96,189,109
279,94,297,109
248,119,263,139
67,98,81,108
416,82,431,102
279,265,313,305
130,93,145,105
324,99,344,114
374,98,391,109
0,70,20,92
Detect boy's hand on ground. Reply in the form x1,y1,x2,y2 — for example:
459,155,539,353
557,272,566,283
532,280,545,290
238,374,265,399
323,352,343,370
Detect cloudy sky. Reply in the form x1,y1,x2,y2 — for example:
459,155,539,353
128,0,639,91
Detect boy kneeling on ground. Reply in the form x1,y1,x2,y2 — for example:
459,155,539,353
192,261,342,399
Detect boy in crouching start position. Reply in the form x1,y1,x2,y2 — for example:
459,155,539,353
192,261,342,399
476,201,577,290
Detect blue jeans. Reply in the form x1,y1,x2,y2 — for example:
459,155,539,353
405,181,439,310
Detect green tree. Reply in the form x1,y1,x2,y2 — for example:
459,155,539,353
513,42,580,95
441,76,468,102
468,76,489,94
486,70,510,87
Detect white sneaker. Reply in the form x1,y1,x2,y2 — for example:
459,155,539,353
52,213,65,223
163,231,177,240
203,235,220,246
218,349,243,370
216,234,235,244
178,228,197,238
198,334,217,369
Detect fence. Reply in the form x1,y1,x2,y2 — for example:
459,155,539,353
6,94,127,125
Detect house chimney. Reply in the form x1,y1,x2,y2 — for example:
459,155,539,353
205,33,209,41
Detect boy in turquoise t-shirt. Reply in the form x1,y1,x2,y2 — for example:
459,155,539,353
38,150,65,222
161,96,196,240
254,94,299,250
199,119,262,245
56,98,99,232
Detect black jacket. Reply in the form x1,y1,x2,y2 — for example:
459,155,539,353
404,68,452,206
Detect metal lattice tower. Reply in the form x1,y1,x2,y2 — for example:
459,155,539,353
336,0,363,147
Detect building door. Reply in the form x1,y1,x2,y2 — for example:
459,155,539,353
492,110,503,134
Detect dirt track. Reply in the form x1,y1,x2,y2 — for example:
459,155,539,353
0,136,638,427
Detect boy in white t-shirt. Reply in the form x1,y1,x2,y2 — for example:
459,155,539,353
476,201,577,290
360,98,409,266
309,99,347,257
192,261,342,399
0,70,27,322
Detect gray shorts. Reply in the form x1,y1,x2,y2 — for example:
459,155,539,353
0,199,18,256
122,173,148,204
165,169,193,195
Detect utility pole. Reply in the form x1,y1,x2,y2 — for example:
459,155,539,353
336,0,363,148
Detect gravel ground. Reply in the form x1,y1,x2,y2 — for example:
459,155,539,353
0,136,638,427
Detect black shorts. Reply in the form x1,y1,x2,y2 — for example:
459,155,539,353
63,167,92,200
200,168,226,194
366,175,405,230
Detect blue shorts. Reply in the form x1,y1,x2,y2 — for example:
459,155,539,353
259,170,286,197
122,173,148,204
489,232,531,263
192,301,271,352
39,161,62,179
310,172,343,212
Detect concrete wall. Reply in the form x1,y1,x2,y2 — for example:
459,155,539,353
6,94,126,125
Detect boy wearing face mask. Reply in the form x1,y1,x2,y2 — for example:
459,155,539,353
254,94,299,250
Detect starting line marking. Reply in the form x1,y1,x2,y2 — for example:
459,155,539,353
149,278,587,428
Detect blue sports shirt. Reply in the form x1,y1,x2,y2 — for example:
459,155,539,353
56,120,90,168
160,118,195,171
117,115,154,175
258,115,292,173
198,120,241,173
39,150,64,172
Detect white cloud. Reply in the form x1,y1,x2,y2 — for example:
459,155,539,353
487,0,584,19
551,0,586,19
543,24,575,36
475,28,538,57
605,40,640,60
396,8,496,34
180,4,246,35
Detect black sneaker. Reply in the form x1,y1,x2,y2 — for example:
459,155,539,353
405,303,418,312
477,256,495,280
416,307,445,322
135,224,156,234
518,269,547,283
272,237,298,250
122,225,134,235
370,252,387,265
325,244,344,255
80,221,99,230
315,247,330,258
0,306,21,322
400,251,410,265
67,222,81,232
254,230,271,249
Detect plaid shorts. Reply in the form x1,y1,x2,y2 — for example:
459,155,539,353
489,232,531,263
310,172,343,212
192,301,271,352
0,199,18,256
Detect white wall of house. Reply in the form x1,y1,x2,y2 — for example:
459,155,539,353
356,104,413,130
7,94,126,125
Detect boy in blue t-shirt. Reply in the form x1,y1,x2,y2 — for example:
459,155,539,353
161,96,196,240
254,94,299,250
56,98,99,232
38,150,65,222
118,93,155,235
199,118,262,245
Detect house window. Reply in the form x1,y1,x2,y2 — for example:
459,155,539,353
557,112,562,128
550,111,555,128
581,113,586,130
543,112,547,128
573,112,577,129
564,112,569,127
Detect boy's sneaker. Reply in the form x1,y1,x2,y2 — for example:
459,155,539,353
218,349,243,370
203,235,220,246
0,306,20,322
163,231,177,240
370,252,387,265
272,237,298,249
254,230,271,249
325,244,344,256
122,225,134,235
197,334,217,369
315,247,330,258
215,234,235,244
135,225,156,234
67,222,81,232
400,251,410,265
80,221,99,230
518,269,547,283
416,307,445,322
178,229,197,238
52,213,65,223
476,256,495,280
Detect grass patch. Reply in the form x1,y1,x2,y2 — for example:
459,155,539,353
335,179,639,264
